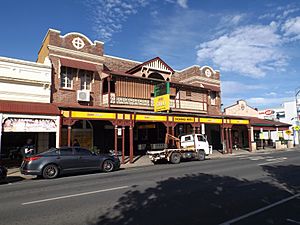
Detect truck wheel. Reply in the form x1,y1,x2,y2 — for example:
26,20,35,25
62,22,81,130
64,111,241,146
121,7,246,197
197,150,205,161
170,152,181,164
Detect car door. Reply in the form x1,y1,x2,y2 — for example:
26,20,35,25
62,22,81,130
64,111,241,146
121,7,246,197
73,148,99,171
58,147,79,172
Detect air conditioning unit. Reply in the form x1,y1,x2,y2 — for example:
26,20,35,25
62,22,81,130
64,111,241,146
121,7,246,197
77,90,90,102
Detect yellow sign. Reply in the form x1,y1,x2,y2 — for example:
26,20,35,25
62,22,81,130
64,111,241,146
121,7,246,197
200,118,222,124
71,111,116,119
174,116,195,123
294,126,300,131
62,111,70,117
285,130,292,135
136,114,167,122
154,94,170,112
230,119,249,125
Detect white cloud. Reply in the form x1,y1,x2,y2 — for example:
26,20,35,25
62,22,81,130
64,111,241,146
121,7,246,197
266,92,277,97
222,81,265,95
282,16,300,40
197,23,287,78
86,0,150,41
246,96,294,108
177,0,188,8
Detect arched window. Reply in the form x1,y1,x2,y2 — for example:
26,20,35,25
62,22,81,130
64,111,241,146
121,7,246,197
148,72,165,80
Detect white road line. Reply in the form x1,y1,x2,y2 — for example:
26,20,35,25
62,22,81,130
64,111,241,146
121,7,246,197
219,193,300,225
21,186,129,205
258,160,286,166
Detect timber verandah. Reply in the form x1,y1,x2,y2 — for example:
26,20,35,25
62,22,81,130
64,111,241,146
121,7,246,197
60,106,251,164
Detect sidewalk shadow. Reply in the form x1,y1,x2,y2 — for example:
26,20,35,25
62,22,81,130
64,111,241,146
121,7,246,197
87,165,300,225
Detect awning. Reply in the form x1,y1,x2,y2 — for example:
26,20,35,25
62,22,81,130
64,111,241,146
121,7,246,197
0,100,60,116
60,58,99,71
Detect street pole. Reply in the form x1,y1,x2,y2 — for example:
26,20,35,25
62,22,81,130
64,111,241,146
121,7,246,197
295,87,300,146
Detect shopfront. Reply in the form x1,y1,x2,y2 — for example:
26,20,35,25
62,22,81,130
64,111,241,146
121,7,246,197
0,101,60,161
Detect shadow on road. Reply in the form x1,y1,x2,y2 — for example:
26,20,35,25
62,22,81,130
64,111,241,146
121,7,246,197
262,165,300,193
0,176,25,185
87,165,300,225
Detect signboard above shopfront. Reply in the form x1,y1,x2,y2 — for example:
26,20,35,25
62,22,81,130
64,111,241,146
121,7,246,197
3,118,57,132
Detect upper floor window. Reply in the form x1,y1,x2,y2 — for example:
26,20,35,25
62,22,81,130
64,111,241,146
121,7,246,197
80,70,93,90
210,91,216,105
60,66,74,89
186,90,192,97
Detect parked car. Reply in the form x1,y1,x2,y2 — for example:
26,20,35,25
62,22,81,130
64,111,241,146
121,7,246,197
20,147,120,179
0,165,7,181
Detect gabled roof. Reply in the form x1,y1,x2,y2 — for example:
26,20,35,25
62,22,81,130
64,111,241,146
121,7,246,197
126,57,174,74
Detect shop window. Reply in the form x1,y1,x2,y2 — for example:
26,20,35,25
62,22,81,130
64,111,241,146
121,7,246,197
60,66,74,89
80,70,92,90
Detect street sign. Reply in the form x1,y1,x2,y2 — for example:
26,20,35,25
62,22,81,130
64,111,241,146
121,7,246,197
154,82,170,97
294,125,300,131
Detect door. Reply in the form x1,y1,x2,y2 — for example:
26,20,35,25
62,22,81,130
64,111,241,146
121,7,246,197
73,148,99,170
58,147,79,172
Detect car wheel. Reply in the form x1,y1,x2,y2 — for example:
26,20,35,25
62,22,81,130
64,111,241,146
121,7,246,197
102,160,114,172
197,150,205,161
42,164,59,179
170,152,181,164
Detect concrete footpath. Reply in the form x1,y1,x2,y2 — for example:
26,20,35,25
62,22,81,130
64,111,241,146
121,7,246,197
5,147,297,180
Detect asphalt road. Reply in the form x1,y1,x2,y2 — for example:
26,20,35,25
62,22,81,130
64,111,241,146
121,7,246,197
0,149,300,225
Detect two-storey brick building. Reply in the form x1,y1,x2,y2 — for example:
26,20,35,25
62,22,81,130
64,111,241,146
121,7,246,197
37,29,249,163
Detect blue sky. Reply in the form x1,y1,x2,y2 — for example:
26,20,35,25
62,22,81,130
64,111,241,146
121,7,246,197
1,0,300,110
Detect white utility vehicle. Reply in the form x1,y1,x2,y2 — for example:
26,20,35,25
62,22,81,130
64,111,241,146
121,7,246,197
147,133,212,164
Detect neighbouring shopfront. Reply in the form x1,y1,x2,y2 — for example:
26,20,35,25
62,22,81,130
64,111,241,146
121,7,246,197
0,101,60,161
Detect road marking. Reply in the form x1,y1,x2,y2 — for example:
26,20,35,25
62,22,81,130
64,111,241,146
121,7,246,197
219,193,300,225
21,186,129,205
258,160,286,166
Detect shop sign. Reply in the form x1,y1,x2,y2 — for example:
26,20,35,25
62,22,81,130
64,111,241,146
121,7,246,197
285,130,292,135
199,118,222,124
294,126,300,131
136,114,167,122
230,119,249,125
154,82,170,97
154,94,170,112
3,118,57,132
265,109,275,115
174,116,195,123
71,111,116,120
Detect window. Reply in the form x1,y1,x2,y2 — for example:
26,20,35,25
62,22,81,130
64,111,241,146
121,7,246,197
197,135,206,142
184,136,191,142
186,90,192,97
80,70,93,90
74,148,92,156
59,148,73,156
210,91,216,105
60,67,74,89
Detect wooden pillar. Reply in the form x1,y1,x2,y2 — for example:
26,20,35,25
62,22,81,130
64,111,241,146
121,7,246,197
193,126,196,134
129,126,134,163
67,125,72,147
114,125,118,156
225,128,229,154
229,128,233,154
248,127,252,152
108,77,111,108
221,125,225,153
58,116,63,147
260,128,264,149
122,126,125,164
